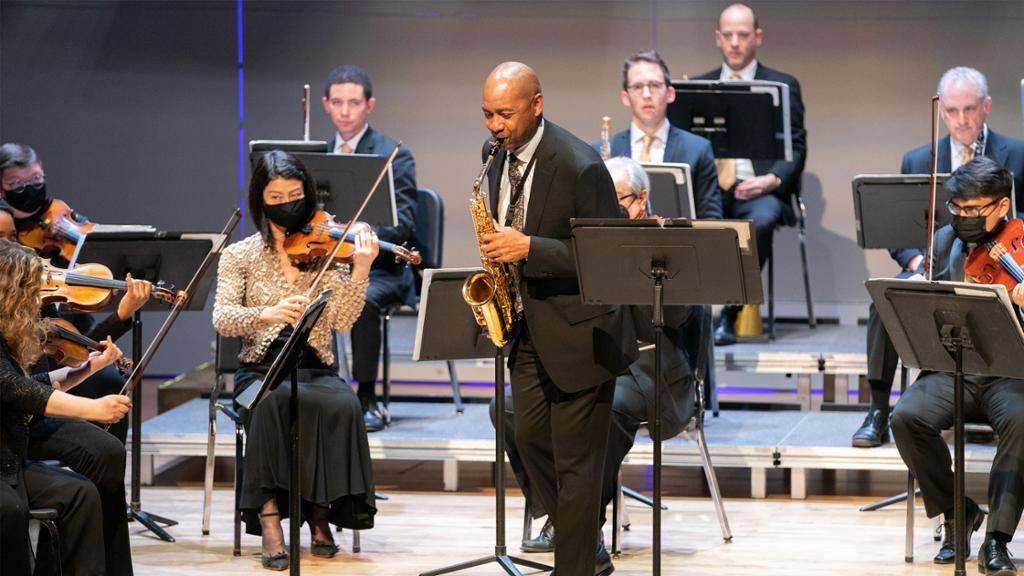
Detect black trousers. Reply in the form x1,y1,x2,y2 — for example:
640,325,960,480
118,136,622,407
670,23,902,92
65,365,129,444
722,189,786,269
864,270,917,397
0,461,106,576
349,266,414,398
891,372,1024,536
28,418,133,576
510,329,613,576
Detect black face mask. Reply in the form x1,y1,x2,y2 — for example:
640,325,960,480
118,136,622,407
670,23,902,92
952,214,1003,245
4,181,48,215
263,198,309,232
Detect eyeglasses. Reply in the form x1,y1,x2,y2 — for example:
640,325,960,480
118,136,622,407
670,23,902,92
617,193,639,209
946,197,1003,217
626,81,667,95
2,174,44,191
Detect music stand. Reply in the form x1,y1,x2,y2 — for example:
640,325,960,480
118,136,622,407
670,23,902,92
249,140,328,154
572,218,762,576
248,150,398,231
77,232,224,542
668,80,793,161
868,279,1024,576
853,174,956,249
642,162,695,219
414,268,550,576
234,289,332,576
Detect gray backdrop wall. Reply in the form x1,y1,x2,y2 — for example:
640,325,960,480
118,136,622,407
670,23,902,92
2,0,1023,373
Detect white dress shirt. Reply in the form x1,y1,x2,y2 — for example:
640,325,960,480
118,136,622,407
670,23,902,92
498,120,545,227
720,59,759,181
331,123,369,154
950,124,988,172
629,120,670,164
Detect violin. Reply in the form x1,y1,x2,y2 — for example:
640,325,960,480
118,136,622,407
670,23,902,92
964,218,1024,293
40,261,184,312
283,210,422,266
17,199,94,263
44,318,132,375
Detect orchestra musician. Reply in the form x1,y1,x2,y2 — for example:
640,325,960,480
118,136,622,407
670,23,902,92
0,238,132,576
855,67,1024,448
891,157,1024,574
491,156,700,556
212,150,378,571
478,61,635,576
322,64,418,433
694,3,808,346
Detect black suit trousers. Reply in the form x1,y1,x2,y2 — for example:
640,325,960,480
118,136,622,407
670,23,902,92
349,266,414,396
0,461,107,576
722,188,786,269
27,419,133,575
511,328,613,576
891,373,1024,536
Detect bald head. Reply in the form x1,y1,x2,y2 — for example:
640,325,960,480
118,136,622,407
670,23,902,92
482,61,544,150
715,3,762,72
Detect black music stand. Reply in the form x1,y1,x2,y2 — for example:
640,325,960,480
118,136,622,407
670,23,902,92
669,80,793,161
248,150,398,231
868,279,1024,576
78,232,223,542
852,174,955,249
572,218,761,576
642,162,695,219
234,290,332,576
413,268,551,576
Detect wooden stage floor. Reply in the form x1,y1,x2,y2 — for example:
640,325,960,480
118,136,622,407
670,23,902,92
130,487,1012,575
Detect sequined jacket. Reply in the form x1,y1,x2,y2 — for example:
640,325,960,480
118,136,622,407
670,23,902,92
212,233,368,366
1,341,53,486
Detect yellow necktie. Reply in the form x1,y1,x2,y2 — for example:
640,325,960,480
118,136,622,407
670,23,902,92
338,143,353,154
960,145,973,166
716,159,737,191
640,135,654,163
730,72,742,81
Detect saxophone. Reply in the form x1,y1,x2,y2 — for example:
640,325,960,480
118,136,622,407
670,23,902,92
462,140,522,347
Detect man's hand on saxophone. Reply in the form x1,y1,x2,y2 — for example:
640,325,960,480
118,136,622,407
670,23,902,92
481,219,531,263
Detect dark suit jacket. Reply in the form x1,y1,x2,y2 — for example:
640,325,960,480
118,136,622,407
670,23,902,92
599,126,723,219
483,121,637,392
623,304,695,440
894,130,1024,269
695,62,807,221
328,125,417,275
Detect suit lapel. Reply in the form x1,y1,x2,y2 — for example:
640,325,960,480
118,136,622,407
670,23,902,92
355,126,376,154
949,237,967,282
488,150,506,216
664,127,683,163
938,135,952,173
985,130,1009,166
523,133,557,235
610,131,630,158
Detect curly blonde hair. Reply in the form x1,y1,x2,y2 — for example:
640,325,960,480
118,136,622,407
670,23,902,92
0,239,47,369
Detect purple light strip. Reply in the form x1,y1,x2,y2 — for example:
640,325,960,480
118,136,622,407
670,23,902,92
236,0,246,235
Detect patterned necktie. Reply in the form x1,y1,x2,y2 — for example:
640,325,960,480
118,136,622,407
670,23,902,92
337,142,353,154
960,145,974,167
505,153,526,312
640,134,654,163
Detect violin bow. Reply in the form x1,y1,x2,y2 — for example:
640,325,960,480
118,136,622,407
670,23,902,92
924,95,941,281
304,142,402,298
115,209,242,399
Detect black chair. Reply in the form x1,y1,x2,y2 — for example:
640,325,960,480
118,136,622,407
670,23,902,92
766,190,816,338
379,188,462,422
201,334,361,554
29,507,62,576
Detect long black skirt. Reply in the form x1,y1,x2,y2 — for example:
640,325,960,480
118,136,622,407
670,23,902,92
235,365,376,535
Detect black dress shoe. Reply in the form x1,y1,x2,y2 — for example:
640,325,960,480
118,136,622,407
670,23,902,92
595,541,615,576
851,408,890,448
979,538,1017,575
714,306,739,346
934,498,985,564
359,395,385,433
521,518,554,553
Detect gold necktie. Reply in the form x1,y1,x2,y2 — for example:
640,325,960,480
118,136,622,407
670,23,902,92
640,135,654,163
716,159,737,191
960,145,973,166
338,143,353,154
730,72,742,81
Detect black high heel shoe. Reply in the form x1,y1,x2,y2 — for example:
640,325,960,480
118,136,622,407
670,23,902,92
259,511,289,571
309,504,340,558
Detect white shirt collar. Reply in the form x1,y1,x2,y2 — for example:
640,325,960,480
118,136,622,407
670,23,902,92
334,123,369,153
951,124,988,157
721,58,758,81
629,119,670,145
511,119,545,163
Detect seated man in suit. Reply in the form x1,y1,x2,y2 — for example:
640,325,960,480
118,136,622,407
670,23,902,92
694,2,807,345
598,49,722,220
892,157,1024,574
321,65,418,432
854,66,1024,448
490,157,698,556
